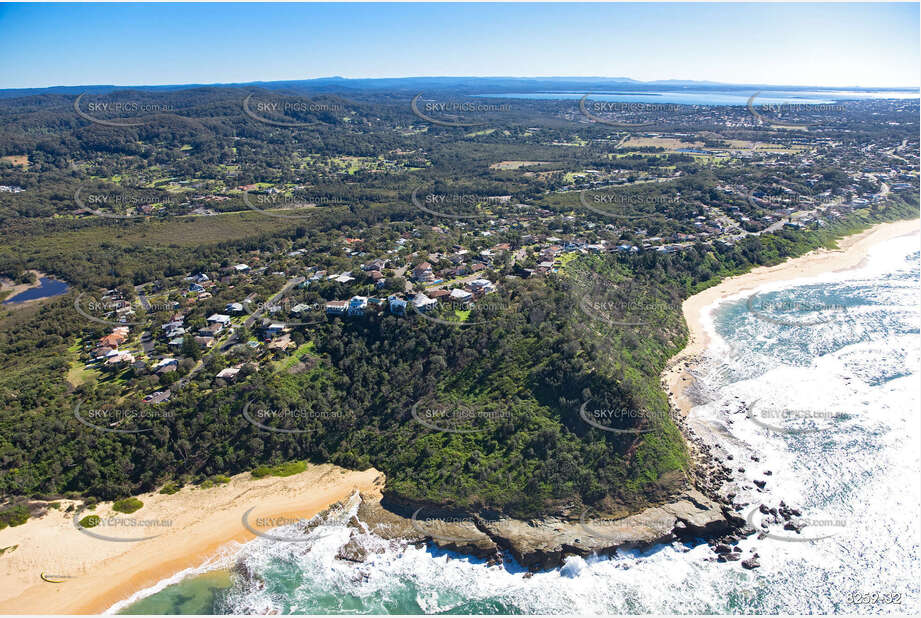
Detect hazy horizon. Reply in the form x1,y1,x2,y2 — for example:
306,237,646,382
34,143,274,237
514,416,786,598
3,74,919,95
1,3,918,90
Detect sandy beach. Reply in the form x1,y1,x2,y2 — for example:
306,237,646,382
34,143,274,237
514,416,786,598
662,217,920,417
0,464,384,614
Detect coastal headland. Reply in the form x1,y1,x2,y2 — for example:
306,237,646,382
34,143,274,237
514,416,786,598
1,218,917,614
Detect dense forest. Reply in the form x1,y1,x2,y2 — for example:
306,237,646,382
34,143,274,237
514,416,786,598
0,86,917,520
0,195,915,517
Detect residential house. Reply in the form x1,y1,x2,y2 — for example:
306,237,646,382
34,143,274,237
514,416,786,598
412,262,436,283
449,288,473,302
265,323,286,337
207,314,231,330
198,325,221,339
216,367,241,382
325,300,349,315
154,358,178,374
412,293,437,312
348,296,369,316
467,279,496,295
143,390,171,404
388,295,407,316
362,258,387,272
99,333,126,349
105,350,135,366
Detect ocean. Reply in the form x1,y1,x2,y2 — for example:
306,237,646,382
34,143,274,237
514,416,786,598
114,231,920,615
474,89,919,106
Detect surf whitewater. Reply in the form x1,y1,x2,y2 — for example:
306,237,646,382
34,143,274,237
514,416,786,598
115,231,920,615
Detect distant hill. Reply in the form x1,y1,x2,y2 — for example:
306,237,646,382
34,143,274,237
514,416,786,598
1,76,916,99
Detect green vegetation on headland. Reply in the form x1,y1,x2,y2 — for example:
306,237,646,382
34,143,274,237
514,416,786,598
0,201,914,517
0,505,30,529
0,88,916,520
252,461,308,478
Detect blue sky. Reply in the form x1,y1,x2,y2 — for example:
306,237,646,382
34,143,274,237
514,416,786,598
0,3,917,89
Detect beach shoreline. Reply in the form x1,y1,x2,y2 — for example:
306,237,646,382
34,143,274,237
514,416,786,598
662,217,921,418
0,464,384,615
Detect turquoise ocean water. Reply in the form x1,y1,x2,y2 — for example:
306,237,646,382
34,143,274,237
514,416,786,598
115,231,920,615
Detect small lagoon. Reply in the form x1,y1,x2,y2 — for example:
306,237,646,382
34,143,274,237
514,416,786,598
2,277,69,304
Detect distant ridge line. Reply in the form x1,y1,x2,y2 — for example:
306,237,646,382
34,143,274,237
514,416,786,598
1,76,917,99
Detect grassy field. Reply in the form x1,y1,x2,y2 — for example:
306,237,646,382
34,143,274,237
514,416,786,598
555,251,580,271
7,210,301,253
489,160,553,170
274,341,315,371
65,341,100,388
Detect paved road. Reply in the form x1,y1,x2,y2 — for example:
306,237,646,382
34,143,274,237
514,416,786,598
244,276,305,328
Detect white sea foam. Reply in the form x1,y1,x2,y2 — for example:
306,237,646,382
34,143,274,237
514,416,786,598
120,231,920,614
104,543,243,614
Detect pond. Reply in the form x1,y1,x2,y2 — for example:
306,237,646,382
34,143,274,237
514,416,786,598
2,277,70,304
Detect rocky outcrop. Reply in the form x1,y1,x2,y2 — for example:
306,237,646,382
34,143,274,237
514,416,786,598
474,488,730,570
346,488,735,571
351,493,499,560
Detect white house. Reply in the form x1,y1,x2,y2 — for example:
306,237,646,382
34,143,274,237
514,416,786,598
449,288,473,302
207,314,232,327
412,293,437,312
216,367,241,381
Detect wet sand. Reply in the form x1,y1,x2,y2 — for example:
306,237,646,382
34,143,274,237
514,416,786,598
662,218,920,416
0,464,384,614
